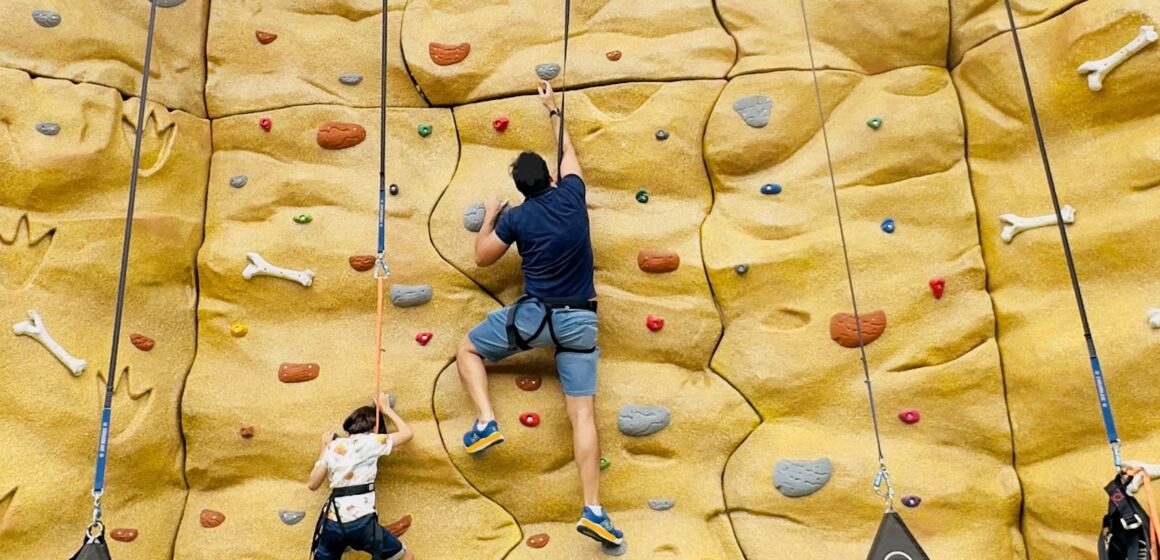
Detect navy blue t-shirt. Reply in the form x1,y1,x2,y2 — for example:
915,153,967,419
494,174,596,300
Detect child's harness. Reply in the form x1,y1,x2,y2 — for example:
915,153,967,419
505,296,597,354
310,483,382,560
1101,470,1159,560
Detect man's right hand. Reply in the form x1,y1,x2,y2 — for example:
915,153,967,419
538,80,558,112
484,197,509,218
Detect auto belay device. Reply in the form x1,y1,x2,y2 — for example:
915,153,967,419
867,511,930,560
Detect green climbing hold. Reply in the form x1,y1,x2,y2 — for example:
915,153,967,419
293,214,313,224
867,117,883,130
417,124,433,137
635,190,649,204
600,457,611,470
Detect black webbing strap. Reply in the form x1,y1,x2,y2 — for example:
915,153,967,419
505,296,597,354
311,483,378,559
556,0,571,180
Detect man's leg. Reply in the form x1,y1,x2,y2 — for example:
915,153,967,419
456,336,495,422
565,395,601,506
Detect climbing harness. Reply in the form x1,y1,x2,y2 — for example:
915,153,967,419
69,3,160,560
797,1,928,558
555,0,572,180
310,483,382,560
1099,467,1158,560
506,296,598,355
372,0,391,434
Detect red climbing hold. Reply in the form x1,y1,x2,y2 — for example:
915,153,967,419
259,118,272,132
520,412,541,427
898,410,921,425
646,315,665,332
415,332,433,346
493,116,510,133
929,277,946,300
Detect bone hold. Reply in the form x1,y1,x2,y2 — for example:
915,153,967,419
1123,460,1160,494
12,310,87,375
242,252,314,287
390,284,433,308
999,205,1076,243
1077,26,1158,92
1148,309,1160,329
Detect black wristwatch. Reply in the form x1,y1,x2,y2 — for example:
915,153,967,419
548,108,560,118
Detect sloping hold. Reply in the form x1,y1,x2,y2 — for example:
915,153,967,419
255,31,278,45
349,255,375,272
390,284,433,308
429,42,471,66
829,310,887,348
317,122,366,150
774,458,832,497
278,363,319,383
637,251,680,273
618,405,671,437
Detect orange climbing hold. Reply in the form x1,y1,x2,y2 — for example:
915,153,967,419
278,363,319,383
527,533,550,549
110,528,138,542
317,122,366,150
637,250,680,273
349,255,376,272
385,514,412,537
829,310,887,348
606,50,622,61
130,333,154,351
429,42,471,66
255,31,278,45
199,509,225,528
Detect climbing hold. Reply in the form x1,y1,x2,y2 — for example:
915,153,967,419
278,363,319,384
898,409,921,425
600,457,611,470
867,117,883,130
519,412,541,427
535,63,561,81
110,528,138,542
829,310,887,348
463,203,486,232
229,322,248,337
603,540,628,557
429,42,471,65
492,116,510,132
239,426,255,439
35,123,60,136
349,255,375,272
655,129,669,141
881,218,896,234
635,190,649,204
527,533,550,549
259,118,272,132
1149,309,1160,329
390,284,433,308
32,10,61,28
618,405,671,437
199,509,225,528
733,96,772,128
646,315,665,332
389,184,399,196
255,31,278,45
293,214,312,224
155,0,186,7
929,277,946,300
339,73,363,86
317,122,366,150
229,175,248,189
279,510,306,526
761,183,782,195
417,124,433,137
735,264,749,275
516,376,542,391
415,332,433,346
385,514,412,537
902,495,922,508
129,333,155,352
647,499,675,511
1078,26,1158,92
773,458,833,498
637,250,679,273
12,310,86,375
606,50,622,61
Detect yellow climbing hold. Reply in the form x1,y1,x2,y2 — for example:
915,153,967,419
229,322,248,337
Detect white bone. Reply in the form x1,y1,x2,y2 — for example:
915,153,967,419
242,252,314,287
1148,308,1160,329
1077,26,1157,92
12,310,87,375
1122,460,1160,495
999,205,1076,243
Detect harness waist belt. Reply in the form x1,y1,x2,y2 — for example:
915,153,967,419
541,298,597,312
506,296,598,354
330,483,374,498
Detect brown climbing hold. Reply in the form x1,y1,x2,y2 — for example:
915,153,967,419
527,533,550,549
278,363,320,383
829,310,887,348
516,376,542,391
384,514,412,537
130,333,155,351
200,509,225,528
349,255,375,272
317,122,366,150
239,426,255,439
637,250,680,273
606,50,622,61
429,42,471,66
255,31,277,45
110,528,138,542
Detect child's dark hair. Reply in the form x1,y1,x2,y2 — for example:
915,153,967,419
510,151,551,197
343,405,387,435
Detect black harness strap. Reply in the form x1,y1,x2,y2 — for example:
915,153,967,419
1100,475,1152,560
505,296,597,355
311,483,378,560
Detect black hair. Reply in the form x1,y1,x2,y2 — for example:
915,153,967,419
510,151,551,197
343,405,387,435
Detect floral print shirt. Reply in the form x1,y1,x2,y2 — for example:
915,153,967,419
323,433,393,521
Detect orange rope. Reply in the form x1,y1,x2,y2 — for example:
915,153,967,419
373,275,385,433
1126,467,1160,560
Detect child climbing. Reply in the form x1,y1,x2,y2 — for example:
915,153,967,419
307,395,415,560
454,80,624,548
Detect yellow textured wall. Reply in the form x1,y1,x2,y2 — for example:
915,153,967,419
2,1,1159,559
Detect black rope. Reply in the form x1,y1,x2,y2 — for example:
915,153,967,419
556,0,571,180
1000,0,1120,466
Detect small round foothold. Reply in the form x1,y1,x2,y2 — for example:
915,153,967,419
389,184,399,196
606,50,622,61
415,332,433,346
867,117,883,130
902,495,922,508
646,315,665,332
239,426,255,439
519,412,541,427
259,118,272,132
492,116,510,133
256,31,278,45
36,123,61,136
417,124,433,137
527,533,550,549
735,264,749,275
516,376,542,391
929,277,946,300
229,175,248,188
338,73,363,86
761,183,782,195
655,129,669,141
635,190,649,204
229,322,248,337
32,10,62,28
881,218,896,234
600,457,611,470
293,214,313,224
898,409,921,425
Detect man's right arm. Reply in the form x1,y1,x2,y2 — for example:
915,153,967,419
539,80,583,182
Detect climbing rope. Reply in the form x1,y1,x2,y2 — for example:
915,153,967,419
1000,0,1121,470
372,0,391,434
72,2,160,559
797,0,895,511
556,0,571,180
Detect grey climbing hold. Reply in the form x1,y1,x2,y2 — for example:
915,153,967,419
32,10,61,27
229,175,248,189
35,123,60,136
617,405,671,437
735,264,749,275
733,96,772,128
339,74,363,86
655,129,669,141
463,203,486,233
388,395,397,409
279,510,306,525
155,0,187,7
773,458,832,498
647,499,675,511
536,63,561,81
602,540,628,557
389,284,433,308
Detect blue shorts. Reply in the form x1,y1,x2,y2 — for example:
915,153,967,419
468,301,600,397
313,513,405,560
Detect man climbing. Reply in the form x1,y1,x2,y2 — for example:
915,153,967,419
455,80,624,548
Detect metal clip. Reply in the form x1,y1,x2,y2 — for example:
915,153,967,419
873,463,896,511
373,255,390,279
1122,514,1143,531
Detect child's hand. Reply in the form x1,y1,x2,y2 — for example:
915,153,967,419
378,392,393,411
321,431,335,446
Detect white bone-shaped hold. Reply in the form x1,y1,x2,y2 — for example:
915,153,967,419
1147,308,1160,329
242,252,314,287
1122,460,1160,495
1077,26,1158,92
12,310,87,375
999,205,1076,243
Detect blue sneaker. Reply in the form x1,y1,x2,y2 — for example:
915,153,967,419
576,507,624,546
463,420,504,454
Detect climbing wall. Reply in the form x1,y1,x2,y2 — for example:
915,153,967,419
1,0,1159,559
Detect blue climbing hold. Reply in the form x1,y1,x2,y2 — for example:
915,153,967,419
761,184,782,196
881,218,896,234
